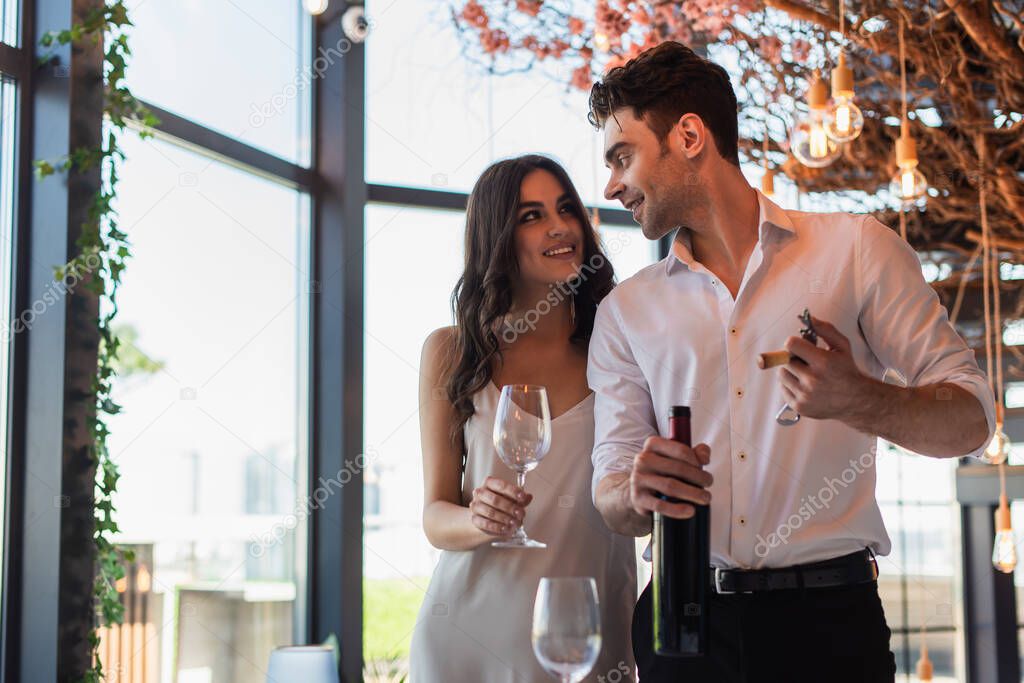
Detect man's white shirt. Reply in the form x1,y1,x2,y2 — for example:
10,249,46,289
588,189,996,569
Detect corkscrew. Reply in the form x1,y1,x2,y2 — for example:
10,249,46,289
775,309,818,426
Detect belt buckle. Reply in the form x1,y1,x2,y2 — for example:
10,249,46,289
713,567,734,595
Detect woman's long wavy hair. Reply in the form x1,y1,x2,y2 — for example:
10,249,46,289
445,155,616,443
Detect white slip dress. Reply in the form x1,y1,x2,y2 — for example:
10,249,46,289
409,383,637,683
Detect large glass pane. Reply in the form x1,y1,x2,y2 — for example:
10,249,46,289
599,224,660,281
366,0,616,205
125,1,311,164
363,204,463,677
361,204,658,675
106,134,310,683
0,76,15,621
1,0,16,46
877,446,964,679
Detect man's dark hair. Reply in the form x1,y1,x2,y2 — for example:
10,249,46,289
588,41,741,167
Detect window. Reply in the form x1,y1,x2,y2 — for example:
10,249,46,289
366,0,619,206
0,0,16,47
124,1,311,164
362,204,465,672
360,201,655,673
0,73,16,629
106,134,310,683
363,4,662,673
1,0,16,46
875,443,963,679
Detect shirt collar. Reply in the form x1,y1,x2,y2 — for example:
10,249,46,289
664,188,796,276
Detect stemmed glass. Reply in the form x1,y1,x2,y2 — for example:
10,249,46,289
492,384,551,549
531,577,602,683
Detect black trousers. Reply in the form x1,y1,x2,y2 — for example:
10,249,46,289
632,578,897,682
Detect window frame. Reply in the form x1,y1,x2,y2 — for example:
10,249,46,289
1,0,31,679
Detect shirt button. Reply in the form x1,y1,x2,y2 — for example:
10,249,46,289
730,327,737,335
736,388,744,397
739,516,747,526
738,451,747,461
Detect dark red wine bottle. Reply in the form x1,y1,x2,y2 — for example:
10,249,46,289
652,405,709,657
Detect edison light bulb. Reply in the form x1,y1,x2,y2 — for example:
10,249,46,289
994,497,1017,573
826,96,864,143
993,529,1017,573
791,116,840,167
303,0,328,15
890,133,928,208
889,165,928,206
825,54,863,143
791,74,841,168
981,427,1011,465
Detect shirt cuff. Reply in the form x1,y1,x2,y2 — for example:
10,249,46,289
949,376,997,460
591,446,635,506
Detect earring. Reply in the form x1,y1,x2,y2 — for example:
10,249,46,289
569,297,576,327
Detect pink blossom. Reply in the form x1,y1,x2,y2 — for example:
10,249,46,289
791,38,811,63
479,27,510,54
516,0,542,17
571,64,593,90
460,0,488,28
703,14,728,36
759,34,783,65
568,16,585,35
595,1,630,40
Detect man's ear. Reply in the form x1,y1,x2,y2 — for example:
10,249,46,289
674,113,707,160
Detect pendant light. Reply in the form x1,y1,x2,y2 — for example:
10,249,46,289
993,463,1017,573
979,135,1013,466
791,70,841,168
825,0,863,142
975,132,1017,573
915,640,934,681
889,17,928,207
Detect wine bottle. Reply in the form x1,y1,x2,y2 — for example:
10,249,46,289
651,405,710,657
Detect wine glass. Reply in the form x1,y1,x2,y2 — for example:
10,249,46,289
531,577,602,683
492,384,552,549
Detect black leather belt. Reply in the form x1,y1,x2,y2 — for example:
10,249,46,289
710,549,878,594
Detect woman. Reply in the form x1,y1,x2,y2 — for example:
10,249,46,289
409,155,637,682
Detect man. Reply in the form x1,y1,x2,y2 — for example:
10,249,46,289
586,42,995,682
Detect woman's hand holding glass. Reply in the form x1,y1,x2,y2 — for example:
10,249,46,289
469,476,534,537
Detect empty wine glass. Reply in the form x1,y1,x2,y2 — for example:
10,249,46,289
492,384,552,549
532,577,602,683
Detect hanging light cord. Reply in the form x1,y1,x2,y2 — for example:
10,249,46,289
899,17,908,138
978,132,1003,420
1000,458,1008,501
839,0,846,45
949,244,983,326
763,113,770,171
897,16,910,243
980,141,995,401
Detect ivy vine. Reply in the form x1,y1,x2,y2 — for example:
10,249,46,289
34,1,158,681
